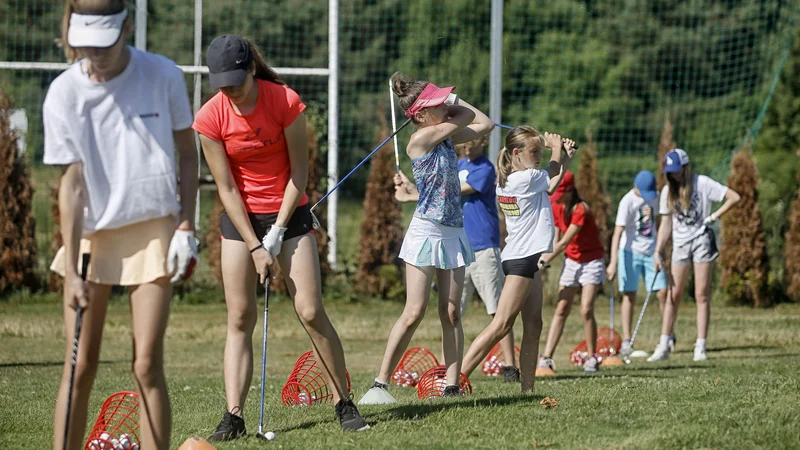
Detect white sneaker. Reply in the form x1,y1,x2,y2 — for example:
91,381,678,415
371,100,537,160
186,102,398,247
668,336,677,353
620,340,633,357
693,345,708,362
647,345,670,362
583,356,599,373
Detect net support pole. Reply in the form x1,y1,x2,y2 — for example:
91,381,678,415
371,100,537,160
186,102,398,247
192,0,202,229
488,0,503,163
327,0,340,269
135,0,147,51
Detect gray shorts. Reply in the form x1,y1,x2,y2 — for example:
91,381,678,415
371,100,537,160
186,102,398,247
672,228,718,265
461,247,504,316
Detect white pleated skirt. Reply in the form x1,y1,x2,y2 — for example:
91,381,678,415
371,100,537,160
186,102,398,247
398,216,475,270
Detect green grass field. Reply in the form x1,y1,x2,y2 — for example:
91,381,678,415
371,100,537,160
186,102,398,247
1,294,799,449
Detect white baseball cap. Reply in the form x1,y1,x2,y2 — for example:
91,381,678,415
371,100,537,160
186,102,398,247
67,9,128,48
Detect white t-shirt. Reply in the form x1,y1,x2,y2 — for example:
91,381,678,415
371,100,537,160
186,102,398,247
43,47,193,234
615,189,658,255
496,168,554,261
659,174,728,246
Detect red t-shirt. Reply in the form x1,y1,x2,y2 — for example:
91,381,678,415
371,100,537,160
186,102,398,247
552,202,605,263
193,79,308,214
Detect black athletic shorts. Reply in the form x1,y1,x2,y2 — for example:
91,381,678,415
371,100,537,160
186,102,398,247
220,203,313,242
501,253,543,279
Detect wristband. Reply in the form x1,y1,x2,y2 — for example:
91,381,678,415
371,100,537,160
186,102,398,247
250,244,263,254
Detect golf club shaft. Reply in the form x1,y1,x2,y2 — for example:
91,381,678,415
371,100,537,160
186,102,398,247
64,253,90,450
311,118,413,212
630,271,661,348
258,280,269,434
389,79,400,171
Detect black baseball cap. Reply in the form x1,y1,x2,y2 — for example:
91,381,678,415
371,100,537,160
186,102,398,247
207,35,253,90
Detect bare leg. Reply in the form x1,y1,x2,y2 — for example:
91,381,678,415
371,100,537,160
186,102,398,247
519,273,544,392
437,268,465,386
129,278,173,450
53,283,112,450
580,284,600,355
499,321,516,366
621,292,637,340
376,264,434,383
542,286,578,358
462,276,534,376
693,262,714,340
279,233,350,403
220,239,258,414
662,264,690,338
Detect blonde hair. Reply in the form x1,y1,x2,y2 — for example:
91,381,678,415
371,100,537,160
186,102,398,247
60,0,129,63
667,164,694,212
496,125,545,187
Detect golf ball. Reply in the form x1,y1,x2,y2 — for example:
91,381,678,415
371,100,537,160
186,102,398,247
265,431,276,441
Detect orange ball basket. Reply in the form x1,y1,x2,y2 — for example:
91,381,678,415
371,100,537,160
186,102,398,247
569,327,622,365
281,351,351,406
416,366,472,399
481,342,521,376
392,347,439,387
84,391,140,450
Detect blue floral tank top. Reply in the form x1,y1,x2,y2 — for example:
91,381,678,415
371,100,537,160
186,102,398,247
411,139,463,227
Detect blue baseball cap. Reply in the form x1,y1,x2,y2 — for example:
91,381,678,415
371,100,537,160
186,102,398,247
634,170,658,201
663,148,690,173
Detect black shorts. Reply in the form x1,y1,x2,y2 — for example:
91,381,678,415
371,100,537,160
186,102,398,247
502,253,542,279
221,203,313,242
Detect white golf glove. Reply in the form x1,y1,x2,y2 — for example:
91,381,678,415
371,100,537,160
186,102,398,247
445,93,459,106
703,214,718,226
167,229,198,283
262,225,287,258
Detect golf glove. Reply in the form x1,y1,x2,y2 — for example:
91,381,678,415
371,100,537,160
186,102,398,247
703,214,717,226
168,229,198,283
262,225,287,258
445,93,459,106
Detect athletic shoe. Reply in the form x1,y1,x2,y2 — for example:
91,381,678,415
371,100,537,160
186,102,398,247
336,395,370,431
620,340,633,357
536,357,557,376
668,336,677,353
503,366,521,383
371,380,389,390
208,407,246,441
647,345,670,362
441,385,461,397
693,345,708,362
583,356,599,373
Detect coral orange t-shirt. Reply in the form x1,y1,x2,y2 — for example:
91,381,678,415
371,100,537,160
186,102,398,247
192,79,308,213
552,202,605,263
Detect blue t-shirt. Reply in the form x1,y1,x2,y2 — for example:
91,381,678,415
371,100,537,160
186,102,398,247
458,155,500,251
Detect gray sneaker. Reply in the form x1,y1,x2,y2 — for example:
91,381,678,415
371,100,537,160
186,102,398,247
583,356,599,373
620,340,633,357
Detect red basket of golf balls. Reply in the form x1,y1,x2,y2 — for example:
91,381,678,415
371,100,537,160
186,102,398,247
85,391,140,450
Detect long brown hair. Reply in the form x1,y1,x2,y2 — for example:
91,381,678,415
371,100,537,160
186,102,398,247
496,125,545,188
564,188,586,223
667,164,694,212
391,72,428,124
60,0,128,63
245,38,285,86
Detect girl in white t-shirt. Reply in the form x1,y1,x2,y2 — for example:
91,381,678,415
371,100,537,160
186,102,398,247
461,126,576,393
45,2,198,449
651,149,740,362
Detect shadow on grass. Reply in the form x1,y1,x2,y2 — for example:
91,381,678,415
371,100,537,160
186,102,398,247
273,394,547,432
0,359,126,368
706,344,779,352
538,372,676,380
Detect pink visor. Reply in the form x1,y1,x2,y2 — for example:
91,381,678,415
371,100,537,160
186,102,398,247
404,83,455,118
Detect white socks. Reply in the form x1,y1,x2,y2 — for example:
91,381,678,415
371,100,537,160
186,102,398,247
659,334,670,348
696,338,706,348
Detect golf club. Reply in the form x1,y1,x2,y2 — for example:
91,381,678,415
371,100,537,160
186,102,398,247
625,271,662,364
256,277,274,441
63,253,90,450
389,78,400,172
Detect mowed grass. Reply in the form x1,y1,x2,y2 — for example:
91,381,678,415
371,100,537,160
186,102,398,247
1,295,799,450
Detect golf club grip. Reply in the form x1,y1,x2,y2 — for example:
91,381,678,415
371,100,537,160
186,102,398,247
63,254,90,450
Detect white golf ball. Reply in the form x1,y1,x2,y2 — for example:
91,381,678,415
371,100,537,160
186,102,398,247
265,431,276,441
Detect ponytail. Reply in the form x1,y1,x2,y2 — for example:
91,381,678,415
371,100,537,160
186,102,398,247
245,38,285,86
496,147,513,188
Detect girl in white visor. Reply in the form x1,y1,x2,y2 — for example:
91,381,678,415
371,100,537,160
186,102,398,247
46,1,198,448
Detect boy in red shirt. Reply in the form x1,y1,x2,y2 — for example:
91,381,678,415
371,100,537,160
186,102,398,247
537,171,606,373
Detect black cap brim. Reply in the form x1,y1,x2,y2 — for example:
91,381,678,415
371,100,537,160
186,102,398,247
209,69,248,90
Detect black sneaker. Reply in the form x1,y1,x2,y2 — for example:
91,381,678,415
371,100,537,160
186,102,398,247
503,366,521,383
371,380,389,390
208,407,246,441
441,385,461,397
335,395,370,431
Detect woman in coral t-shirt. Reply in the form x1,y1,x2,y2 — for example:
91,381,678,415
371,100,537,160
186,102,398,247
193,35,367,437
537,171,607,374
